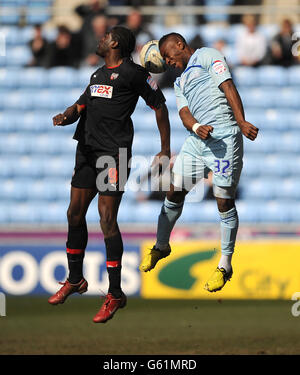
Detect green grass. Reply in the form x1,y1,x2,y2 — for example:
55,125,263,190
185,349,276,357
1,296,300,355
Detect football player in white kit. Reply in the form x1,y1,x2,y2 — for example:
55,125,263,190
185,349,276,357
140,33,259,292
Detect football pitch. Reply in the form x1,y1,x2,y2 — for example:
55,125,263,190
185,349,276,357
1,296,300,355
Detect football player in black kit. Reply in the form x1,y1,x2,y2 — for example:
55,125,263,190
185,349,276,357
48,27,170,323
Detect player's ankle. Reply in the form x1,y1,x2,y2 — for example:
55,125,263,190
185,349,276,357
155,242,170,252
218,254,232,273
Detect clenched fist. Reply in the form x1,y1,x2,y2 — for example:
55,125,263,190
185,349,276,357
195,125,214,140
53,113,67,126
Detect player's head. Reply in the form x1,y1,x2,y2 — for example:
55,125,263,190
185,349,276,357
96,26,136,58
159,33,192,71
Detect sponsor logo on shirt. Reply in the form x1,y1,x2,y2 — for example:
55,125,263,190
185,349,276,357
90,84,113,98
212,60,227,75
147,76,158,91
110,73,119,80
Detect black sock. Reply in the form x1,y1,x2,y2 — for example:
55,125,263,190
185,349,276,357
67,252,84,284
107,266,122,298
105,232,124,298
66,223,88,284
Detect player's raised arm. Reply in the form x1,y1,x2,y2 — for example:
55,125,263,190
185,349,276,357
52,103,85,126
219,79,259,141
153,102,171,158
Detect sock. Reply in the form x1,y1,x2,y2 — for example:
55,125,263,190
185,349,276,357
218,207,239,272
66,223,88,284
156,198,184,250
105,232,124,298
67,250,85,284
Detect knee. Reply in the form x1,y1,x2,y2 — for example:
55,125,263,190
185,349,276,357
166,190,186,204
216,198,235,213
67,206,86,227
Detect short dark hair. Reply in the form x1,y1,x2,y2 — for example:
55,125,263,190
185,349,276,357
159,33,187,49
110,26,136,57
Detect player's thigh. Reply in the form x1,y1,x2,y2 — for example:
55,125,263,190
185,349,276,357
172,135,205,193
204,131,243,199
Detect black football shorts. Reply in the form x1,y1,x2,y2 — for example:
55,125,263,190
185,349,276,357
71,143,131,196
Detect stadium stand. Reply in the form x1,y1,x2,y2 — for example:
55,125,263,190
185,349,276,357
0,1,299,224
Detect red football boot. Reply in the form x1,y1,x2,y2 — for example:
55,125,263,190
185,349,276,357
93,292,127,323
48,278,88,305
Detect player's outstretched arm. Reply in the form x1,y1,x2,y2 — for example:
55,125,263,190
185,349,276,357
52,103,84,126
154,102,171,159
219,79,259,141
179,106,213,140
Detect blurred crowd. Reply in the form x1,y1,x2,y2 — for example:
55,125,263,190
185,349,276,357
27,0,300,81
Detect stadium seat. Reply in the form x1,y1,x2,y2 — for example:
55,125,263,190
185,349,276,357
279,178,300,200
275,88,300,108
181,201,219,223
0,111,18,132
132,132,161,155
259,201,291,222
46,157,74,178
22,111,52,132
287,66,300,86
199,24,228,45
132,201,164,222
279,132,300,153
262,154,294,177
235,201,261,222
3,90,35,110
263,109,290,131
0,68,20,88
233,66,258,87
162,88,177,109
77,66,95,89
6,46,32,66
257,66,287,86
32,134,76,154
9,202,43,222
238,88,274,109
290,110,300,130
165,25,197,43
243,131,278,154
21,67,48,88
48,67,78,88
240,178,276,200
0,179,24,201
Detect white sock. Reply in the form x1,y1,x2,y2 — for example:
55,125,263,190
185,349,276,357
218,254,232,273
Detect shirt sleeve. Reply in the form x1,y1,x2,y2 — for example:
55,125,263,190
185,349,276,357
76,86,89,108
174,79,188,111
130,66,166,110
201,48,232,87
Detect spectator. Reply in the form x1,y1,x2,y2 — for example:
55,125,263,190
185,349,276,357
82,14,108,66
189,33,204,51
236,14,267,67
213,39,238,68
268,19,298,67
45,26,79,68
125,8,154,51
75,0,107,44
27,24,48,67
